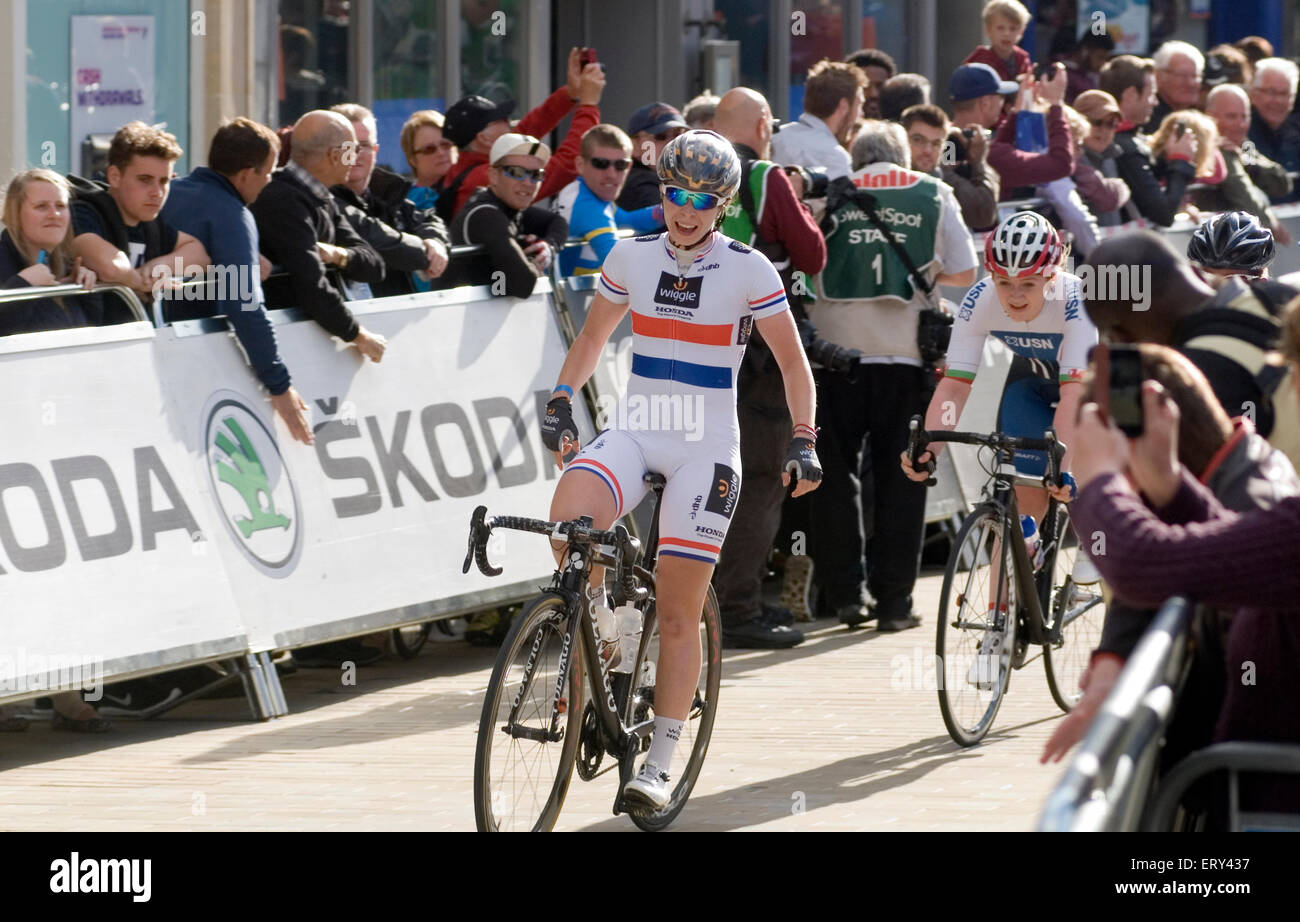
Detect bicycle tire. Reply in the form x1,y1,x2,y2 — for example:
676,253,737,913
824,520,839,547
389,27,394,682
473,593,584,832
937,504,1015,746
391,622,433,659
626,584,722,831
1040,508,1106,713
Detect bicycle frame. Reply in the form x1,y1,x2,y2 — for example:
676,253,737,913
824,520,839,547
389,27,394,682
980,454,1064,647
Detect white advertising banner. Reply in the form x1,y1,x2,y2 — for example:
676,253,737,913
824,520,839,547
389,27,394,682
70,15,156,154
0,285,588,700
0,323,248,704
155,287,581,651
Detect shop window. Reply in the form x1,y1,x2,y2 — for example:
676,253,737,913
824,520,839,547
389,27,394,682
461,0,522,104
278,0,352,128
372,1,442,173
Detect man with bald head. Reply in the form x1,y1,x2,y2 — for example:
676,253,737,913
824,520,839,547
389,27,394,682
1200,84,1293,243
712,86,828,647
251,109,388,363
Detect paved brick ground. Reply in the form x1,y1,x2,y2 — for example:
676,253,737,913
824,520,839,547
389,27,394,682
0,572,1076,831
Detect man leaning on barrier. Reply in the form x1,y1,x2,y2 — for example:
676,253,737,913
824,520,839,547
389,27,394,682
68,121,210,310
161,117,314,446
330,103,452,297
249,110,388,363
446,133,568,299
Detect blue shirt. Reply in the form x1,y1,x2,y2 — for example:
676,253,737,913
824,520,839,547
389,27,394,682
161,167,292,395
554,178,663,276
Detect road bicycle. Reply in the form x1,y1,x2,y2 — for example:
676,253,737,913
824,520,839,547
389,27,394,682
907,417,1105,746
464,473,721,831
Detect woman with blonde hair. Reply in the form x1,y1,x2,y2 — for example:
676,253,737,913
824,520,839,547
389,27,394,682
0,168,99,337
0,168,110,732
1150,110,1227,218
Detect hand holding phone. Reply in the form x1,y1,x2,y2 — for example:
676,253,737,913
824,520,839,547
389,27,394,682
1106,343,1146,437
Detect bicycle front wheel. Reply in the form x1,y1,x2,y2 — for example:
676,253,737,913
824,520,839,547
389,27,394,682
937,505,1016,746
473,593,584,832
1041,507,1106,712
626,585,722,832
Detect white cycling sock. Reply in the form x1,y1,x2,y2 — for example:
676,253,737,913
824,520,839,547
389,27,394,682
646,717,683,774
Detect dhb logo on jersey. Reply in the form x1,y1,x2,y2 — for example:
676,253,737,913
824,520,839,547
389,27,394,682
705,463,740,519
655,272,702,309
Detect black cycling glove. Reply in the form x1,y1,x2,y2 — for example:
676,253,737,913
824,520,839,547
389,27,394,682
540,397,577,452
783,437,822,486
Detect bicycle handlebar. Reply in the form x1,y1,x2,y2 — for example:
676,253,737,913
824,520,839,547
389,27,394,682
462,504,640,578
906,415,1069,488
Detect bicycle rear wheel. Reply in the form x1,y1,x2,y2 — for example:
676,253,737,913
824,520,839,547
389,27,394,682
1041,507,1106,712
937,505,1015,746
473,593,584,832
625,585,722,831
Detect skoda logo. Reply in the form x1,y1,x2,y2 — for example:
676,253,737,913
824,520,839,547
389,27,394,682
202,391,302,577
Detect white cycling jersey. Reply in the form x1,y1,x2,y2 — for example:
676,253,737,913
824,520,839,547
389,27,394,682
945,272,1098,385
567,231,789,565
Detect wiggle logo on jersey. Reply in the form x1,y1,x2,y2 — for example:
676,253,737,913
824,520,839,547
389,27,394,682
705,463,740,519
655,272,702,308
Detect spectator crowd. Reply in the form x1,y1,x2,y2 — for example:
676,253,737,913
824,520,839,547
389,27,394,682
4,0,1300,821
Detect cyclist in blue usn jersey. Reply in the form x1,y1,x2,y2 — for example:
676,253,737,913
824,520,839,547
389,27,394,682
540,130,821,810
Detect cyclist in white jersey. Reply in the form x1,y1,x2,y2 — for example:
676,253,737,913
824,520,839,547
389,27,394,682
901,212,1099,681
540,130,820,810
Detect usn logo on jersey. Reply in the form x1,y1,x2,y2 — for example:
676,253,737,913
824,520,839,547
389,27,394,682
654,272,703,310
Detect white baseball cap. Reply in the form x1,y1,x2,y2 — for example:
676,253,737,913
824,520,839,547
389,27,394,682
489,132,551,166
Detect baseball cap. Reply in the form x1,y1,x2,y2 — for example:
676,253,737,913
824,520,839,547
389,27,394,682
1073,89,1122,121
627,102,687,137
948,63,1018,102
443,95,516,148
489,132,551,166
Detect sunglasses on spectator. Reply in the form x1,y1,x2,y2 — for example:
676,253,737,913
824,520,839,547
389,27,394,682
654,128,686,142
1089,117,1119,128
589,156,632,171
499,164,545,182
414,141,455,155
663,185,723,210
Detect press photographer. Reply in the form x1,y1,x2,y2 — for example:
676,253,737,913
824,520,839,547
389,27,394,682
709,87,828,649
805,120,977,631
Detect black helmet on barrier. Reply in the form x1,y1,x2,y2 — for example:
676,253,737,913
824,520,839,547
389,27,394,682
1187,211,1276,275
656,129,741,201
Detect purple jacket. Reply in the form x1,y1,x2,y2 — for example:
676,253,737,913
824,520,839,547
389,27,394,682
1073,470,1300,805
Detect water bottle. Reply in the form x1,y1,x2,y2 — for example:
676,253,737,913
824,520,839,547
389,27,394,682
611,603,642,674
590,601,620,671
1020,515,1043,571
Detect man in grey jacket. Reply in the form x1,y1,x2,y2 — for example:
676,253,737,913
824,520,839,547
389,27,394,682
901,103,999,231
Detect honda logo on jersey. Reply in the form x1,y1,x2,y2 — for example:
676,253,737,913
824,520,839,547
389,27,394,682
655,272,702,308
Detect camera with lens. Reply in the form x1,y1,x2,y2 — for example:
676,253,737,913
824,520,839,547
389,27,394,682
795,311,863,376
783,165,830,201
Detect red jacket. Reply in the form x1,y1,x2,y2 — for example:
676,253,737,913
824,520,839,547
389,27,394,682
754,163,826,275
964,44,1033,81
988,104,1075,197
444,87,599,219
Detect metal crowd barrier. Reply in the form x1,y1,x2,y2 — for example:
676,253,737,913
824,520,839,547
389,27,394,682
0,282,149,324
1143,742,1300,831
1038,597,1195,832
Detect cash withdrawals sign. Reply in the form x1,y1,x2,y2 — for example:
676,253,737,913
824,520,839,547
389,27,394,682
69,15,155,157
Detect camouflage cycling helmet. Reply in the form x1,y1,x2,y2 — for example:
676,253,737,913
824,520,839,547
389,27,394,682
1187,210,1276,275
656,129,742,201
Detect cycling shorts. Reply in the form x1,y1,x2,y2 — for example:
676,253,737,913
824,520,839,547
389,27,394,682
565,427,741,566
996,357,1059,478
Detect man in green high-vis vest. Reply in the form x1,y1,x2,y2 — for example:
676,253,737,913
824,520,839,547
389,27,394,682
807,120,978,633
711,88,828,649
